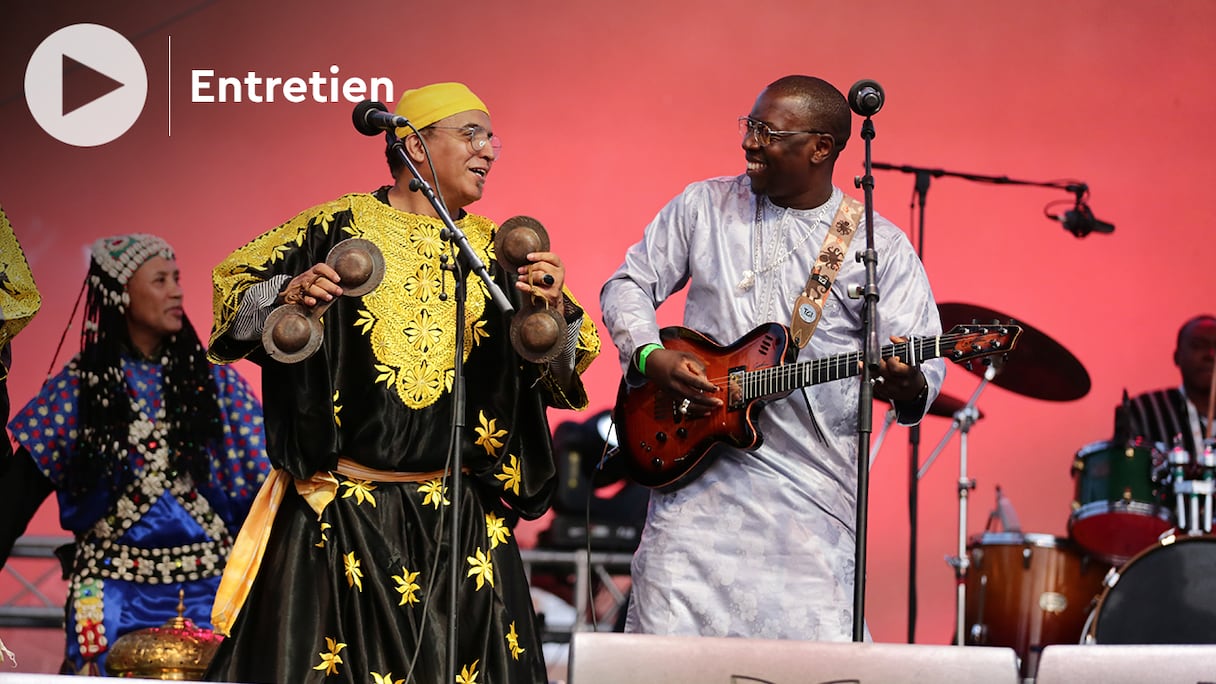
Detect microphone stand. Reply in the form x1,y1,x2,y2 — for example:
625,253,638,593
906,169,929,644
851,114,881,643
872,162,1081,643
383,128,515,684
916,364,995,648
870,159,1089,194
872,160,1120,236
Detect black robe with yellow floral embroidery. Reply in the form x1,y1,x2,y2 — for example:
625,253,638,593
204,188,599,684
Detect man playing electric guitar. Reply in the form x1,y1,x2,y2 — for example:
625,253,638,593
600,75,945,642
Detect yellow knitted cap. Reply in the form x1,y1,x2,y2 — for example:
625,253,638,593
393,82,489,138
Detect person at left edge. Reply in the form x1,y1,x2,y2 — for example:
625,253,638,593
204,82,600,683
0,203,42,668
0,202,42,464
0,233,269,675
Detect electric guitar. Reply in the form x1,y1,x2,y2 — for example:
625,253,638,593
614,322,1022,490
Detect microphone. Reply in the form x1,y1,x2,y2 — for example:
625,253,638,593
352,100,410,136
1049,183,1115,237
995,486,1022,533
1057,203,1115,238
847,79,884,117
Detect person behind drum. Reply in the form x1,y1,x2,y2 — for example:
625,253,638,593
600,74,945,641
1118,314,1216,455
203,82,601,683
0,233,270,675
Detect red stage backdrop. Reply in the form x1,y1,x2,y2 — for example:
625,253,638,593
2,0,1215,671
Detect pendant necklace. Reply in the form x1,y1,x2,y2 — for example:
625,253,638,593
737,195,830,294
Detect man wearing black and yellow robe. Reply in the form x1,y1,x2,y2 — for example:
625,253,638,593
205,83,599,684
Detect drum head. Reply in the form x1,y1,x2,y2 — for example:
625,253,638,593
1092,536,1216,643
1076,439,1120,458
969,531,1064,549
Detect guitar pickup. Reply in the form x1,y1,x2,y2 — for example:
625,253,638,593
726,367,745,409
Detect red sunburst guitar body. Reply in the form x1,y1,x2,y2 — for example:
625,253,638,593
614,322,1021,490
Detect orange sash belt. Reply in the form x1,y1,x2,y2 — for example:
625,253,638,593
211,459,448,635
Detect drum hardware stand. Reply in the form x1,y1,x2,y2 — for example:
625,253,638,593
918,362,997,645
1169,442,1215,534
971,574,989,644
869,408,898,466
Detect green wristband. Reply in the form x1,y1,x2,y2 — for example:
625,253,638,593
636,343,663,375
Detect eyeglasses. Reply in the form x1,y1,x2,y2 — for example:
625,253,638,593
738,116,828,147
427,125,503,155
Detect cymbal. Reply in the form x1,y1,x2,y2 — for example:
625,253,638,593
928,392,983,419
937,302,1090,402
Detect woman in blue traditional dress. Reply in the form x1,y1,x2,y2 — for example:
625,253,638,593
0,233,270,675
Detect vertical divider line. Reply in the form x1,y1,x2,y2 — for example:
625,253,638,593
167,35,172,137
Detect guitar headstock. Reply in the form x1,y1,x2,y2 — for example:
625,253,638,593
942,321,1023,366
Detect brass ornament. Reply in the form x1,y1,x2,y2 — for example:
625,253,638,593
104,593,223,680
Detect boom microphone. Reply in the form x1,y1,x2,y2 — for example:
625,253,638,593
352,100,409,136
1049,183,1116,237
848,79,884,117
1057,204,1115,237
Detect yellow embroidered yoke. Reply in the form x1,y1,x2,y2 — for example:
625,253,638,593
208,190,598,513
212,193,493,409
205,190,601,682
0,205,41,352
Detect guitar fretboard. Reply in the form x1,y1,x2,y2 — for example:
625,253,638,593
737,335,954,402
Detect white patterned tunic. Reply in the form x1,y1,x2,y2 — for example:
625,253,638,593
600,175,944,640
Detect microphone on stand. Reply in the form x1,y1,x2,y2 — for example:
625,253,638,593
352,100,410,136
848,79,885,117
995,486,1022,533
1057,204,1115,237
1114,388,1132,445
1048,183,1115,237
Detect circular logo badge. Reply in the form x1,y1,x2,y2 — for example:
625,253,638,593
25,23,148,147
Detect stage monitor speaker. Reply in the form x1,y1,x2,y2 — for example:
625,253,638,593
1035,644,1216,683
0,671,240,676
569,632,1020,684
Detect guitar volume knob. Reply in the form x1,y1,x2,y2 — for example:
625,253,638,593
655,432,668,443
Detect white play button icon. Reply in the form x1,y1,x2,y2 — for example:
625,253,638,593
25,23,148,147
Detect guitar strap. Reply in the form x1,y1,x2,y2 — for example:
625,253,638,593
789,194,863,348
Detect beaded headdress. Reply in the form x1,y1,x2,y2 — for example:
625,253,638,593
87,233,175,313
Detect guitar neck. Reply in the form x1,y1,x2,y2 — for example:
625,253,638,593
742,337,942,402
